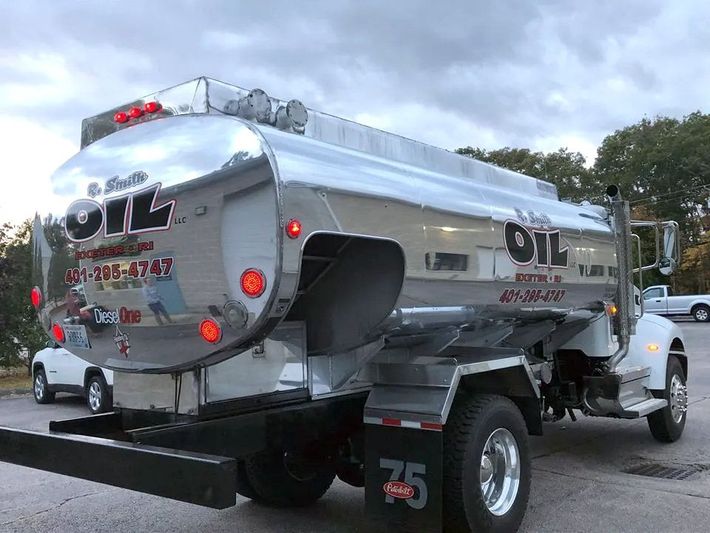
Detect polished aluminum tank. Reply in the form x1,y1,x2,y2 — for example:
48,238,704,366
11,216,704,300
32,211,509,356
32,78,617,373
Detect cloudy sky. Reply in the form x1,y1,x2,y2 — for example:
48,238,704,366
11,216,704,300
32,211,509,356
1,0,709,224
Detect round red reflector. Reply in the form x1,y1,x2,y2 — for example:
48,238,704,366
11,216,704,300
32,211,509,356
144,101,162,113
128,106,143,119
30,286,42,309
199,319,222,344
240,269,266,298
52,323,65,343
286,219,302,239
114,111,129,123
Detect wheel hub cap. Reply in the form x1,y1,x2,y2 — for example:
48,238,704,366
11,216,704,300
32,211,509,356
479,428,521,516
669,374,688,424
89,382,102,410
34,375,44,400
480,455,494,484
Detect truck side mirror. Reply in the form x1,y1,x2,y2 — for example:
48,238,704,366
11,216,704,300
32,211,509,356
659,222,679,276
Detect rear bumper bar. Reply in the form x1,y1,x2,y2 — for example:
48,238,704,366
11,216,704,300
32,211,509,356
0,425,236,509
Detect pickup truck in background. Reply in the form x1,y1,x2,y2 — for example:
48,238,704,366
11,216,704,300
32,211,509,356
643,285,710,322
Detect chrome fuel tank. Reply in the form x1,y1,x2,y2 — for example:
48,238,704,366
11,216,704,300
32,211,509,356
263,123,617,319
34,102,616,373
33,115,285,372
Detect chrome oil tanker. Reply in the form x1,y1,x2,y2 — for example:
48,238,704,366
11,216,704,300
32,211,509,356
32,77,617,373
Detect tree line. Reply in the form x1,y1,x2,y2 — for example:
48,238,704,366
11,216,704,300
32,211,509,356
2,112,710,367
457,112,710,293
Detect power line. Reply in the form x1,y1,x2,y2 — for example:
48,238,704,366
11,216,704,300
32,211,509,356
630,184,710,207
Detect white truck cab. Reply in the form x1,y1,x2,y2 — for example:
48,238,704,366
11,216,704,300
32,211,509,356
32,341,113,414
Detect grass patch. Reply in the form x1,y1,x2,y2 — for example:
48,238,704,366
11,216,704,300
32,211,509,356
0,374,32,392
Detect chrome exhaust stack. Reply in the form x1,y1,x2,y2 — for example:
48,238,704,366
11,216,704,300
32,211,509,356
605,184,636,372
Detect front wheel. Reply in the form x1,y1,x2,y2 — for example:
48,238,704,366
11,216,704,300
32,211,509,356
647,355,687,442
444,394,531,532
33,369,55,404
693,305,710,322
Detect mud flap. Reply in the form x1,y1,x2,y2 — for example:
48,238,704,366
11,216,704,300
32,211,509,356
365,423,443,532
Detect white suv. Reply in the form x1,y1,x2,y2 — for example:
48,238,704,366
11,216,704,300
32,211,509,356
32,341,114,414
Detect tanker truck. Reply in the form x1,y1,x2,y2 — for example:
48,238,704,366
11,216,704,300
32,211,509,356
0,77,688,532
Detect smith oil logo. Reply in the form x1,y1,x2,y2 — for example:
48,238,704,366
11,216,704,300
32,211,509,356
64,183,176,242
503,220,569,268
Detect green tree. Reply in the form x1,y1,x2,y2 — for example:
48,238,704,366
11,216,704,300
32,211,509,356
456,146,598,202
0,220,47,370
594,113,710,291
594,113,710,245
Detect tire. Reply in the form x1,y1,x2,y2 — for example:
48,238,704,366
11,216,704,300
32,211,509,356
692,305,710,322
647,355,687,442
244,449,335,507
33,369,55,404
443,394,531,533
86,374,110,414
235,460,264,502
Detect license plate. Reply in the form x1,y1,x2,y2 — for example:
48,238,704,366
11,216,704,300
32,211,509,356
64,324,90,349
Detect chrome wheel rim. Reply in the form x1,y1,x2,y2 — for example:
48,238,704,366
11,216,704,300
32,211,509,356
34,374,44,400
480,428,521,516
88,382,102,411
669,374,687,424
697,309,708,321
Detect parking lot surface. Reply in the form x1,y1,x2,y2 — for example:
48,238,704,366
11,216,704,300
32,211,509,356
1,321,709,532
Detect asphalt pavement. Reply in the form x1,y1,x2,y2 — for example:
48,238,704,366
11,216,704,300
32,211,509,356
1,321,709,532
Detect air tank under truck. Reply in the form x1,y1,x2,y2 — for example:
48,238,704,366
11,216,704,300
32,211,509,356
0,78,689,533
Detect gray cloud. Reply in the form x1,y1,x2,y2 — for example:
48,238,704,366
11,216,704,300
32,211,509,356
2,0,709,165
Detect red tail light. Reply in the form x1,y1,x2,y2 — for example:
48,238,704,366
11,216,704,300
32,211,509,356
30,286,42,309
52,323,65,343
240,269,266,298
144,101,162,113
199,319,222,344
128,106,143,119
286,219,302,239
114,111,129,123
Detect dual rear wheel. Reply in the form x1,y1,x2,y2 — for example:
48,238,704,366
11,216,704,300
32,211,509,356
234,394,531,533
237,449,335,507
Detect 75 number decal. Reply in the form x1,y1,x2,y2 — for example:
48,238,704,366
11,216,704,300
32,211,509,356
379,458,428,510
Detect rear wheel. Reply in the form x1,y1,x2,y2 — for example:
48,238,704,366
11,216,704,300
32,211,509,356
692,304,710,322
648,355,687,442
235,460,263,502
86,374,110,414
444,394,531,533
244,448,335,507
33,369,55,404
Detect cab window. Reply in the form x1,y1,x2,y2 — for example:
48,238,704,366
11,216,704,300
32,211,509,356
643,287,664,300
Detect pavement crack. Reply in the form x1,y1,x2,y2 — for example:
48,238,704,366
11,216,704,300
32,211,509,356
0,490,105,527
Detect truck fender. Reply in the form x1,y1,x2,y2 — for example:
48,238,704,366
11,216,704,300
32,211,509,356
621,313,687,390
688,298,710,313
